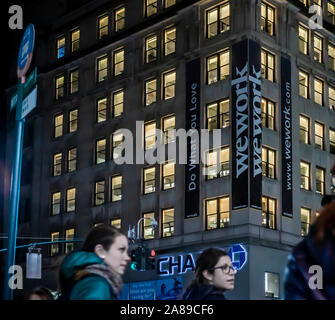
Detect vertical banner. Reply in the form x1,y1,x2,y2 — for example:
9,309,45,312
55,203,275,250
185,58,201,218
231,39,249,210
248,40,262,210
281,56,293,218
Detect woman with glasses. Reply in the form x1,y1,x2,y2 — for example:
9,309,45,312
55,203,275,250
182,247,236,300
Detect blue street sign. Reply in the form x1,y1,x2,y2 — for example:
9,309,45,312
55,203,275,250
228,244,248,271
21,85,37,119
17,24,35,71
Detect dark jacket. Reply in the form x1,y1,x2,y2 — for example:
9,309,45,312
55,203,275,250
284,225,335,300
58,251,119,300
182,283,227,300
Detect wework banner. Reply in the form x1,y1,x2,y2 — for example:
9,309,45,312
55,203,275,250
185,58,200,218
281,56,293,218
232,39,262,210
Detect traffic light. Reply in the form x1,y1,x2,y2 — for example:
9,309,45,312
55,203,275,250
130,248,140,271
145,248,156,270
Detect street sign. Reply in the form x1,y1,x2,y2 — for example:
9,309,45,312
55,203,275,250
17,24,35,78
21,85,37,119
228,244,248,271
23,67,37,97
10,92,18,111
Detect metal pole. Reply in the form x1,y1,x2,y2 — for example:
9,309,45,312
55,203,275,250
3,80,25,300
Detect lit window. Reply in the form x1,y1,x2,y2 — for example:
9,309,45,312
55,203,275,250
112,90,124,117
163,70,176,100
162,115,176,144
57,36,65,59
54,114,63,138
298,0,309,7
328,0,335,24
115,7,125,32
69,109,78,133
55,75,65,100
143,212,155,239
265,272,279,299
162,160,175,190
314,78,324,106
313,34,323,63
299,115,310,144
143,167,155,194
162,208,174,237
314,0,322,7
300,161,310,191
206,2,230,38
301,207,311,236
146,0,157,17
144,122,156,150
164,27,176,56
97,56,108,82
298,25,309,55
52,192,61,215
205,147,230,180
330,128,335,154
71,29,80,52
145,35,157,63
262,146,276,179
68,148,77,173
50,232,60,256
206,99,229,130
111,218,121,229
95,180,105,206
261,2,275,36
111,175,122,202
261,49,275,82
113,48,124,76
299,70,309,98
69,69,79,94
145,79,157,106
65,228,75,254
205,196,230,230
53,153,62,177
98,15,108,39
164,0,176,8
315,122,324,150
262,196,276,230
66,188,76,212
316,166,325,195
206,49,230,84
261,98,275,130
328,43,335,71
97,97,107,123
112,132,124,160
96,138,106,164
329,85,335,111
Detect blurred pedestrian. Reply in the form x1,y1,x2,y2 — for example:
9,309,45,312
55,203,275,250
58,225,130,300
182,248,236,300
284,201,335,299
26,286,54,300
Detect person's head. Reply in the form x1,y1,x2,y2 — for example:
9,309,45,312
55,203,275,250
26,286,54,300
193,248,236,291
81,225,130,275
314,201,335,243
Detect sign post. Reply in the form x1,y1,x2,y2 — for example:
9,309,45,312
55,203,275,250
3,24,36,301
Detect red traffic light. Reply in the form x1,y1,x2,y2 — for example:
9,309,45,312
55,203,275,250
150,249,156,257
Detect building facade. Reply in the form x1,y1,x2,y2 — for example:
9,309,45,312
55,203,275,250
3,0,335,299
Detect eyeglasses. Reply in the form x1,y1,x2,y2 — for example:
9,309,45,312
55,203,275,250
211,264,236,274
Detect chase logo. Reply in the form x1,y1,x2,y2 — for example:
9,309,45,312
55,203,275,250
228,244,247,271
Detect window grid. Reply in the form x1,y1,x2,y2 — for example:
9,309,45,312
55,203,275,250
162,161,175,190
112,133,124,160
162,115,176,144
143,167,156,194
68,148,77,173
313,34,323,63
53,153,62,177
261,98,275,130
164,27,176,56
329,128,335,154
113,48,124,76
299,115,310,144
261,49,275,82
262,147,276,179
206,99,230,130
299,70,309,98
328,1,335,24
329,85,335,111
57,36,65,59
95,180,105,206
55,75,65,100
112,90,124,117
261,2,275,36
206,49,230,84
205,196,230,230
115,7,125,32
54,114,63,138
329,43,335,71
97,97,107,123
262,196,276,230
205,147,230,180
71,29,80,53
96,138,106,164
145,79,157,106
66,188,76,212
65,228,75,254
69,109,78,133
50,232,60,256
300,161,311,191
146,0,158,17
143,212,155,239
301,207,311,236
206,2,230,39
315,122,324,150
298,25,309,55
52,192,61,215
314,78,324,106
316,166,325,195
98,15,109,39
163,70,176,100
70,69,79,94
97,56,108,82
111,176,122,202
145,35,157,63
145,122,156,150
162,208,174,237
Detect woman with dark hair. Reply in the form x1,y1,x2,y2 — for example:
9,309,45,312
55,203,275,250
182,248,236,300
284,200,335,299
58,225,130,300
26,286,54,300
